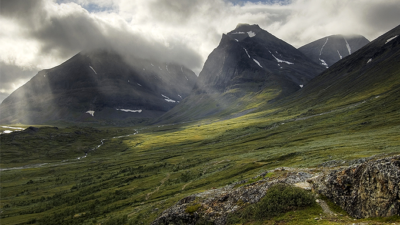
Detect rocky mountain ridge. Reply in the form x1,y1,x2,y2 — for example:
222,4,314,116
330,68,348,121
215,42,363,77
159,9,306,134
298,34,370,68
156,24,325,123
0,50,197,124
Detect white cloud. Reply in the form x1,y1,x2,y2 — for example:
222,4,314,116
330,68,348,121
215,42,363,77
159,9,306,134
0,0,399,103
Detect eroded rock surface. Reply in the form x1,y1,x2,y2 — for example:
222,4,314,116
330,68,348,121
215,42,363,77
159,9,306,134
151,168,313,225
312,155,400,218
151,155,400,225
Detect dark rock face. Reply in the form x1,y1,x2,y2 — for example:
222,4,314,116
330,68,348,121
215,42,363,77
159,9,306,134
0,50,197,124
198,24,324,92
298,34,370,68
312,155,400,218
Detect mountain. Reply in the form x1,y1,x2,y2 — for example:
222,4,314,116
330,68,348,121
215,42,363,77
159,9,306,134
0,50,196,124
286,25,400,111
156,24,325,123
298,34,370,68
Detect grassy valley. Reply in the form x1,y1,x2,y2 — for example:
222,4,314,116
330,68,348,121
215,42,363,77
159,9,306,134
1,85,400,224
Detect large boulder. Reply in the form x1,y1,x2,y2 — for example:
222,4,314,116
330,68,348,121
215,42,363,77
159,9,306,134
312,155,400,218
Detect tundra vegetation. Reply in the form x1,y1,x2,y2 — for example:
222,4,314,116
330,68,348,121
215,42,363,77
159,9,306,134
1,85,400,225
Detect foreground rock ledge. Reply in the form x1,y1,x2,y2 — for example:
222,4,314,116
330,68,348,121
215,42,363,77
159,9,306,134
151,167,313,225
312,155,400,219
151,155,400,224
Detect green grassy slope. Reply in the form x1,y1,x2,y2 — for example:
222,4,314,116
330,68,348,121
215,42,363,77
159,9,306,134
1,87,400,224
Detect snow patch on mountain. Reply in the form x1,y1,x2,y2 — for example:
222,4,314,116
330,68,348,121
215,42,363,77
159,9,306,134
137,83,142,86
235,39,239,42
299,85,303,88
271,54,294,65
253,59,263,68
385,35,398,44
320,38,329,56
247,31,256,37
367,58,372,64
243,48,251,58
86,110,95,116
162,94,176,103
178,94,182,99
319,59,328,68
116,109,142,113
318,38,329,68
344,37,351,54
337,50,342,59
89,66,97,74
232,32,245,34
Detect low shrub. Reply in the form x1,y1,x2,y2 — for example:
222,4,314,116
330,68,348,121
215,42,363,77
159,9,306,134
227,184,315,223
185,204,202,214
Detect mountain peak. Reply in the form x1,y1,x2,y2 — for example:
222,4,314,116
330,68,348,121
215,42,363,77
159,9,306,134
298,34,370,68
235,23,251,28
234,23,261,31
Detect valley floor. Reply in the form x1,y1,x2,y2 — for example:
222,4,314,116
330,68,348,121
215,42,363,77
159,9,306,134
1,94,400,224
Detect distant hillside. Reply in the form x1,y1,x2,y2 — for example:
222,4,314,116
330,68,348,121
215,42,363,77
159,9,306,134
287,25,400,111
299,34,369,68
0,50,196,124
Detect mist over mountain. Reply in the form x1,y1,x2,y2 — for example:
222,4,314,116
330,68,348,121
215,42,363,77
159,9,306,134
298,34,370,68
0,50,196,124
156,24,325,123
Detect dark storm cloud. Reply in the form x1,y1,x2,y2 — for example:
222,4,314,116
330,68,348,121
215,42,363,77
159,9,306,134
0,61,38,103
0,0,46,23
1,0,203,66
148,0,223,25
356,2,400,38
0,92,10,103
30,10,110,59
0,62,36,84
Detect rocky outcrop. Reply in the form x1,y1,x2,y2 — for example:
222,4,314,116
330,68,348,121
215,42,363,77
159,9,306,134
152,155,400,224
151,168,313,225
312,155,400,218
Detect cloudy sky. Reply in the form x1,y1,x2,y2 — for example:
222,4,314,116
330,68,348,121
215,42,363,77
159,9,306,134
1,0,400,103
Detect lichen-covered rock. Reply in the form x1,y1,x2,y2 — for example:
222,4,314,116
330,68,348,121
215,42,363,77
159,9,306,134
312,155,400,218
151,170,313,225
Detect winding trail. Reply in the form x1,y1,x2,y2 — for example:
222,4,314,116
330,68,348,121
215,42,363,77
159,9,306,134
182,181,192,191
146,173,170,200
1,130,139,171
317,199,335,216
